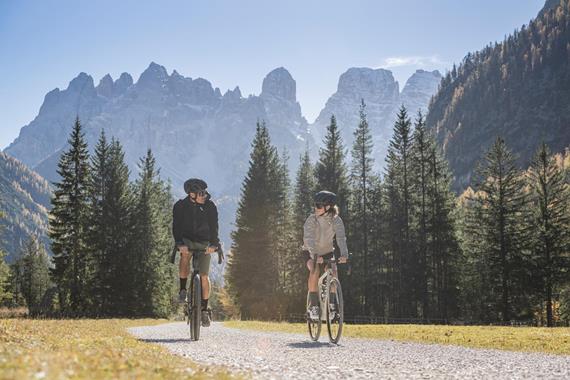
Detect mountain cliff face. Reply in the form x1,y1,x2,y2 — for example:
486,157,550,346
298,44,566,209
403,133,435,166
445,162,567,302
311,68,441,167
4,63,310,195
0,152,51,262
426,0,570,190
3,63,439,246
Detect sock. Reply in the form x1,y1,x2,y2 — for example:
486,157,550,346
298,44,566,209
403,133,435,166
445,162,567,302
201,298,209,310
309,292,319,307
180,278,187,291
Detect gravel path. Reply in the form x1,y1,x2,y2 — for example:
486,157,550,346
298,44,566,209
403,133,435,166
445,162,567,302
128,322,570,379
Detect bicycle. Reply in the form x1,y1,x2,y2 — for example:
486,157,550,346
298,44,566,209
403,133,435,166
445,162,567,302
306,255,347,344
172,244,224,341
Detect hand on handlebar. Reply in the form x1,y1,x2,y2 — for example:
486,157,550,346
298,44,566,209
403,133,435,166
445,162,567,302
206,245,217,254
338,256,348,264
316,256,324,264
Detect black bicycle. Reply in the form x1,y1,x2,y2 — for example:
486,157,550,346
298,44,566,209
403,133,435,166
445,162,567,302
172,244,224,341
186,248,203,340
307,255,347,344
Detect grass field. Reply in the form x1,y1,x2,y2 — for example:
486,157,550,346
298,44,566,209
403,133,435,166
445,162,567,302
0,318,233,379
224,320,570,356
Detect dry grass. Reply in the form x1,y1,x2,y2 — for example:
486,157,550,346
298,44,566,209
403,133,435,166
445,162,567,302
224,320,570,356
0,307,27,319
0,318,236,379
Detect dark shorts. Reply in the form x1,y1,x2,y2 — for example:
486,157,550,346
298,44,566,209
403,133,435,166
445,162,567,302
182,238,211,275
303,250,334,270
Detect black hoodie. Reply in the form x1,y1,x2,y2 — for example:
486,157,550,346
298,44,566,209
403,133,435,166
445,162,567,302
172,196,219,247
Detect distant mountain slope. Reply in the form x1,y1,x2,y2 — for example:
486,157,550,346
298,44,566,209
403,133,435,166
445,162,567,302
0,152,51,262
426,0,570,190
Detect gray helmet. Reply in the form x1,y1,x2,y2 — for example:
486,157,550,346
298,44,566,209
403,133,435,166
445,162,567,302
184,178,207,194
314,190,336,206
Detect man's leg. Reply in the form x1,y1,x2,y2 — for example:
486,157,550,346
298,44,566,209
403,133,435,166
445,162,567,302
200,274,210,307
178,250,190,302
198,251,212,327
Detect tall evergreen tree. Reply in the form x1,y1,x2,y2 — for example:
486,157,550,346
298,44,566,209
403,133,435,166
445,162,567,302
466,137,529,322
0,250,11,306
15,236,51,316
410,111,431,320
527,143,570,326
0,212,11,306
86,130,111,314
132,149,175,317
49,117,91,315
291,147,316,312
384,105,415,317
226,121,282,319
349,100,376,315
427,139,460,321
271,149,297,315
104,138,134,315
315,115,350,213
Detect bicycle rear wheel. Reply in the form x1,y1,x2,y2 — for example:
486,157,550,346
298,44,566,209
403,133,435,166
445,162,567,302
190,272,201,341
326,277,343,344
306,291,321,341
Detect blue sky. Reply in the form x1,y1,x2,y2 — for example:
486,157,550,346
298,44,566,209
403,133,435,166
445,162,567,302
0,0,544,149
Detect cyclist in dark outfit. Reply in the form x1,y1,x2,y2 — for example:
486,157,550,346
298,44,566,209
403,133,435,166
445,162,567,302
173,178,220,327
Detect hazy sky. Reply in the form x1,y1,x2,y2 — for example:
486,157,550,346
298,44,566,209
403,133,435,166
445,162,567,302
0,0,545,149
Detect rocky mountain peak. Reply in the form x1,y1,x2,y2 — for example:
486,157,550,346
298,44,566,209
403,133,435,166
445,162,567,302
137,62,168,87
96,74,114,98
67,72,95,92
261,67,296,102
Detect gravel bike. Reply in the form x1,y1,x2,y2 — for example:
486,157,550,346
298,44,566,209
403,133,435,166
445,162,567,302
172,244,224,341
307,255,346,344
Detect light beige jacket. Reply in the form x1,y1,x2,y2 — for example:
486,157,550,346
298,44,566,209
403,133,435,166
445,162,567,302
302,213,348,258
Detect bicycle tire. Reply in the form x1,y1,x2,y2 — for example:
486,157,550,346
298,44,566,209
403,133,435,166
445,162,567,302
190,272,201,341
326,277,343,344
306,291,321,341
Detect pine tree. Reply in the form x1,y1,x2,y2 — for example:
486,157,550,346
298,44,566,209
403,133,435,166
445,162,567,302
49,117,91,315
349,100,376,315
410,111,431,320
291,147,316,313
467,137,529,322
0,250,11,306
273,149,298,314
86,130,111,314
368,176,387,317
0,212,11,306
226,121,282,319
104,138,134,315
315,115,350,213
384,105,415,318
132,149,175,317
15,236,51,316
527,143,570,326
427,140,460,321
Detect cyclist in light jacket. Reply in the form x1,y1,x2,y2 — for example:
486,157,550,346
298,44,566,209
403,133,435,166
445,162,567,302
302,190,348,320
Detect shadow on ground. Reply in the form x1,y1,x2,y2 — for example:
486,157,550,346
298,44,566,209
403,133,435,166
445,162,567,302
140,338,192,343
286,341,338,349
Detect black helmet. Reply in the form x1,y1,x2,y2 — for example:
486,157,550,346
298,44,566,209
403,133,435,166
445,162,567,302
184,178,207,194
314,190,336,206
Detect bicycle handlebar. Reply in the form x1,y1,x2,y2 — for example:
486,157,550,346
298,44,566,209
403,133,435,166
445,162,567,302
170,244,225,265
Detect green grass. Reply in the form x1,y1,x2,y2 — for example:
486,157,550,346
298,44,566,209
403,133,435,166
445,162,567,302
0,318,235,379
224,320,570,356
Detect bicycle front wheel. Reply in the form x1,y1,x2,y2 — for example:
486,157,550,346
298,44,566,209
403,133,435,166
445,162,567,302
326,277,343,344
190,273,201,341
306,291,321,341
